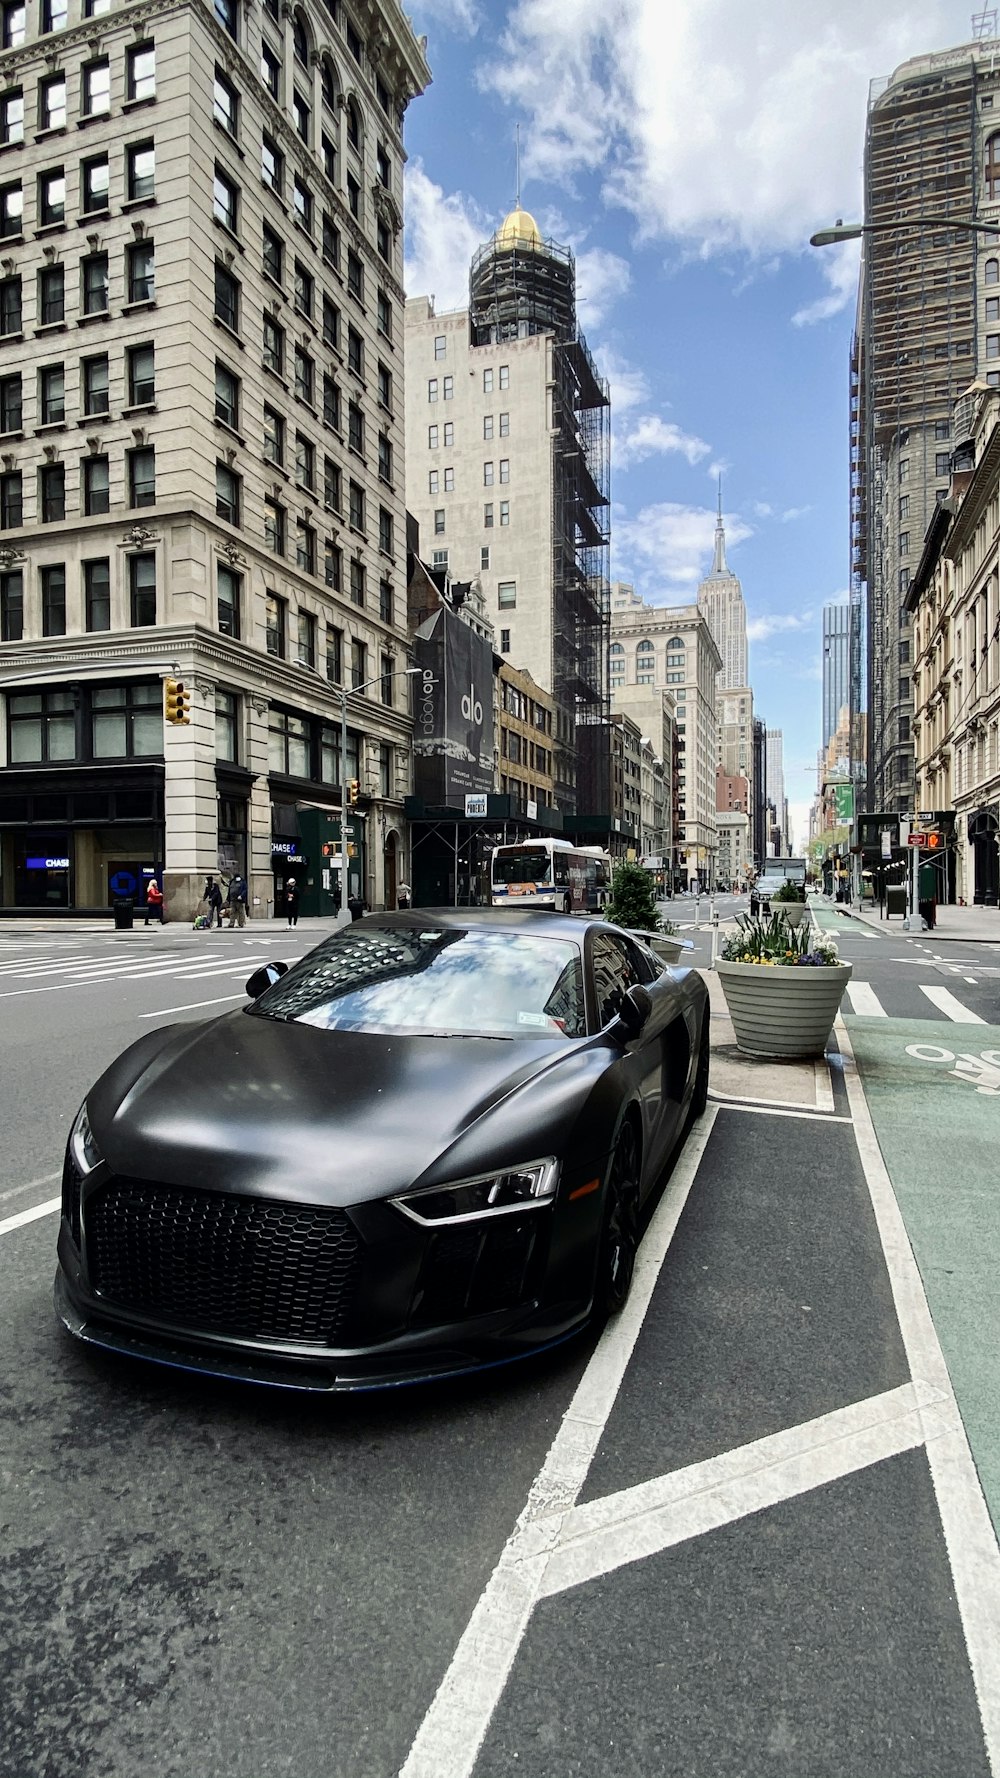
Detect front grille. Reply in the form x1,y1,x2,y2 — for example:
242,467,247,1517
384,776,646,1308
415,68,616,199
411,1216,540,1327
86,1178,361,1346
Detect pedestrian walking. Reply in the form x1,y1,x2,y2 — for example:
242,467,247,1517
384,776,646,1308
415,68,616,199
204,876,224,929
144,879,164,926
285,877,300,927
749,888,760,918
226,873,248,928
397,881,411,910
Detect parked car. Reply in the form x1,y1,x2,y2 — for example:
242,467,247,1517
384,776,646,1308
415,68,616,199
55,910,710,1393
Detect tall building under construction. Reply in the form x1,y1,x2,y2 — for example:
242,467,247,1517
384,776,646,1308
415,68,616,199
853,33,1000,816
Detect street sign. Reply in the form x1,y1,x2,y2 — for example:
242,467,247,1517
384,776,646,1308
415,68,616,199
917,810,935,823
465,794,488,817
907,833,924,847
832,783,855,823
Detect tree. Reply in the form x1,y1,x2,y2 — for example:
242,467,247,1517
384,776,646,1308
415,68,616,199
606,860,661,933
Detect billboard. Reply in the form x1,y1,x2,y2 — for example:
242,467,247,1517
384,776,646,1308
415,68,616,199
831,783,855,823
413,604,494,806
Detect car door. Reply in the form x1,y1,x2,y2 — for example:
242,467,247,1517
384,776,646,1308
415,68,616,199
589,930,667,1192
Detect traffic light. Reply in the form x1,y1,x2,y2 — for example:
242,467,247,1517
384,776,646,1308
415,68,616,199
164,678,190,725
346,778,360,808
924,830,942,849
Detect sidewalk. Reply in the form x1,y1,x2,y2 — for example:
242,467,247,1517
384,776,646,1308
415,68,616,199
830,896,1000,945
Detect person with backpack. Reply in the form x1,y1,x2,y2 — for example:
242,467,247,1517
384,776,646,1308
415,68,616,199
226,873,248,928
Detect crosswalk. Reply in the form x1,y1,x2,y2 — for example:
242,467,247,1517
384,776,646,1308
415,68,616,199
843,980,989,1023
0,934,311,998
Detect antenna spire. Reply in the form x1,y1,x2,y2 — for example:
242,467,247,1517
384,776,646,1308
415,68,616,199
712,475,728,575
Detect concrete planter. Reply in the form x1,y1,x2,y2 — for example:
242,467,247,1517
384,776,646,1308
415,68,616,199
775,903,806,929
716,958,853,1059
647,932,689,966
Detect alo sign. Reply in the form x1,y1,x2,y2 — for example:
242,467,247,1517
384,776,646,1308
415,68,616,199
413,603,493,807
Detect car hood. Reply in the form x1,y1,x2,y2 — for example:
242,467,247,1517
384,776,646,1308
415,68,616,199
88,1009,611,1206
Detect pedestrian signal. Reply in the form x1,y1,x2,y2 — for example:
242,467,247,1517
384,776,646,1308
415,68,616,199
164,678,190,724
924,830,942,849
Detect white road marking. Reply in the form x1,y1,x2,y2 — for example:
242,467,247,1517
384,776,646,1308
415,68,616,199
843,981,888,1017
919,986,987,1024
539,1385,923,1599
837,1018,1000,1773
0,1168,60,1207
965,977,979,985
398,1107,719,1778
137,992,247,1017
711,1100,852,1124
0,1195,60,1238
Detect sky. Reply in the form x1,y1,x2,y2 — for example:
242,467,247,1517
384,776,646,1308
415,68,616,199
399,0,984,846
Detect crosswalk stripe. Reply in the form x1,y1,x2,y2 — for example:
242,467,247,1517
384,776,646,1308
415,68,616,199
919,985,987,1024
844,981,887,1017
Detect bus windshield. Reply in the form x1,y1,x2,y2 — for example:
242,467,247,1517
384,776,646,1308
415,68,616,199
492,848,552,886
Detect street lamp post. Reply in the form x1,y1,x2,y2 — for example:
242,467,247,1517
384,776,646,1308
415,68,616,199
810,216,1000,247
338,666,420,926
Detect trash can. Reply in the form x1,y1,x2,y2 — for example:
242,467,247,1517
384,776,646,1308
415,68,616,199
113,896,134,931
885,885,907,918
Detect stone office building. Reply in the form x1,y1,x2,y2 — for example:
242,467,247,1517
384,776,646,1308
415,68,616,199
0,0,429,914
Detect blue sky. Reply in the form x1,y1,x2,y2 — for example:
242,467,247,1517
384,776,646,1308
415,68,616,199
400,0,981,841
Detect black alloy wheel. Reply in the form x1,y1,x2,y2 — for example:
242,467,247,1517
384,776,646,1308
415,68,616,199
596,1121,640,1318
692,1014,710,1116
563,894,573,914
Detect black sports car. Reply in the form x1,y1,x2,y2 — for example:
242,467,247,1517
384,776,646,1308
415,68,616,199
55,910,709,1392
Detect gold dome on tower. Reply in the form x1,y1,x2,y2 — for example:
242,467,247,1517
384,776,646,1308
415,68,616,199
495,206,542,250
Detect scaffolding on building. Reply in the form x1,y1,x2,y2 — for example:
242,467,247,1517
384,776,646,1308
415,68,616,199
469,228,610,817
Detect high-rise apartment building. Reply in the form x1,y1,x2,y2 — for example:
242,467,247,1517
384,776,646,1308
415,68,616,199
0,0,429,915
822,601,850,750
854,35,1000,817
765,727,786,852
610,598,720,886
697,492,748,690
405,207,610,814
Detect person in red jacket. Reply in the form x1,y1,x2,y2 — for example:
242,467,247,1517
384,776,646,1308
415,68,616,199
144,879,164,926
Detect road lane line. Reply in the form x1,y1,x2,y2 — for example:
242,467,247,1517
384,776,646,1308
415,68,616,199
0,1196,60,1237
837,1018,1000,1773
844,981,888,1017
539,1384,923,1598
0,1168,61,1206
138,993,247,1017
711,1100,852,1124
398,1106,719,1778
920,986,987,1023
965,977,979,985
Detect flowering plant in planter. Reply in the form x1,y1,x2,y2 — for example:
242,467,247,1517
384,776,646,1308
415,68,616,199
717,915,851,1058
722,915,838,966
772,879,807,904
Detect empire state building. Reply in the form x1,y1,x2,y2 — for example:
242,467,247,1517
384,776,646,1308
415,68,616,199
697,489,748,691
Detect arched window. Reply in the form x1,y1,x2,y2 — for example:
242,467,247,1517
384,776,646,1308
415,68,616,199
292,10,310,65
666,634,684,649
609,642,624,655
987,135,1000,201
987,257,1000,286
346,97,361,151
636,638,654,654
321,56,339,111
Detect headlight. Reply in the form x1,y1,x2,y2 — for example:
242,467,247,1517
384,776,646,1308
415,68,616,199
392,1157,559,1226
69,1103,102,1175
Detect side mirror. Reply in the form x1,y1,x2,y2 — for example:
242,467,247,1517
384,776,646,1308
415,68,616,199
612,983,652,1043
245,960,289,999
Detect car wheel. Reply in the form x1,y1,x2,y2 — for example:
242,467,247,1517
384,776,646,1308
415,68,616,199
692,1014,710,1116
563,894,572,914
596,1121,640,1318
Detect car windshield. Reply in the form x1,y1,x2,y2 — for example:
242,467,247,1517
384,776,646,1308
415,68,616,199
492,849,551,886
249,924,587,1038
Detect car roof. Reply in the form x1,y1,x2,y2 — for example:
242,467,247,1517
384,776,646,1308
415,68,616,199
361,907,590,939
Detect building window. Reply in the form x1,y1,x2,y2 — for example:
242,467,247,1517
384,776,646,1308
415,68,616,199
483,368,494,393
349,479,364,531
0,275,20,333
297,608,316,667
500,627,510,653
214,0,237,40
935,452,950,476
128,551,156,625
8,688,76,763
126,142,155,202
215,361,239,429
349,557,365,607
293,260,312,317
0,468,21,527
432,549,448,569
483,414,494,440
499,500,509,525
323,373,340,430
444,467,454,492
295,519,316,575
347,249,363,302
324,622,342,684
127,343,155,406
378,432,392,483
217,562,240,636
38,264,64,325
42,0,67,31
986,133,1000,201
348,399,363,454
0,88,22,144
498,580,516,609
214,263,240,331
987,334,1000,360
292,91,310,144
379,506,393,556
214,68,238,135
91,679,162,757
38,169,64,227
293,347,314,406
377,362,392,412
295,431,314,490
262,223,282,285
428,377,438,403
0,372,20,433
39,462,65,522
260,40,280,100
83,557,109,631
322,295,340,349
481,546,490,571
324,539,341,590
428,469,439,495
434,508,445,534
379,576,393,624
82,454,109,515
80,59,110,117
899,495,909,520
484,502,493,527
324,455,341,512
499,364,509,389
40,74,66,130
265,590,286,658
127,42,156,103
215,688,238,762
380,651,394,705
213,165,239,232
264,497,285,554
292,176,312,232
347,326,364,377
127,240,155,303
377,289,391,339
82,354,108,415
262,406,285,469
40,363,65,424
350,637,367,690
484,461,494,486
216,462,240,525
81,252,108,315
323,212,341,268
269,708,310,778
499,411,509,437
899,532,909,555
442,375,453,400
41,563,66,634
261,133,282,194
81,153,109,215
987,257,1000,286
263,314,284,376
128,446,156,507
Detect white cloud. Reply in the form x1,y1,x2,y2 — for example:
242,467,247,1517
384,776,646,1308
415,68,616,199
481,1,964,321
746,611,813,642
403,161,488,309
792,238,861,327
617,414,712,471
781,505,811,523
407,0,483,36
753,501,774,519
575,246,632,327
599,347,650,415
615,501,753,598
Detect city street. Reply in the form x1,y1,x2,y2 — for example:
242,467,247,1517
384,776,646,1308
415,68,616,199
2,907,1000,1777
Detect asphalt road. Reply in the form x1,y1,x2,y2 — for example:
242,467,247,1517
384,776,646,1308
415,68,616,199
1,913,999,1778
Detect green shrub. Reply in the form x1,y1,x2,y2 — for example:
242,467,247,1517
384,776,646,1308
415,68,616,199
773,879,806,904
606,860,661,933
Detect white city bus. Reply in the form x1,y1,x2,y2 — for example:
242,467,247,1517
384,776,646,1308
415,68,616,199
490,839,612,913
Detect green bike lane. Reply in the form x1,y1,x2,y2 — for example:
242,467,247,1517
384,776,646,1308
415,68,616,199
843,1008,1000,1537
